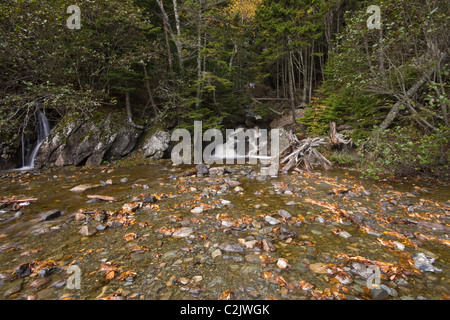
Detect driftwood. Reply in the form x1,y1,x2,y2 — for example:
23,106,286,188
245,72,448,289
280,131,332,173
330,122,353,147
0,197,37,203
174,168,197,178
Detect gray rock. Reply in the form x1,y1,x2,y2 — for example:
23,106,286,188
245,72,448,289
265,215,280,225
142,195,157,204
315,216,325,223
79,225,97,237
209,167,225,176
86,198,101,204
13,263,31,278
277,227,297,240
172,227,194,238
36,112,142,168
371,287,390,300
141,130,171,160
196,164,210,176
413,253,441,272
277,210,292,219
219,243,244,253
40,209,61,221
339,231,352,239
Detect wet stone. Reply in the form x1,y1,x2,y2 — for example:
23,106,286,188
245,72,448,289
86,199,101,204
371,287,390,300
219,243,244,253
14,263,31,278
40,209,61,221
265,216,280,225
172,227,194,238
277,210,292,220
79,225,97,237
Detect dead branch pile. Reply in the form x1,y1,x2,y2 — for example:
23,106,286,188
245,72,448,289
280,131,332,173
330,122,353,147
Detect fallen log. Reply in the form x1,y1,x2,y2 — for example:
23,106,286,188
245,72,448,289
174,168,197,178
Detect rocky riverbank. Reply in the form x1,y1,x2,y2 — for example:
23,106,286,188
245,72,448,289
0,163,449,300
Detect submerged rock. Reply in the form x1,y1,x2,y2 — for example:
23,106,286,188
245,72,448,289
264,215,280,225
40,209,61,221
172,227,194,238
277,210,292,219
219,243,244,253
79,225,97,237
413,253,441,272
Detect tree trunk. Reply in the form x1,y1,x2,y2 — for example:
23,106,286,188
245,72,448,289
141,61,159,121
125,92,144,130
288,51,300,128
156,0,173,71
195,14,203,109
172,0,184,70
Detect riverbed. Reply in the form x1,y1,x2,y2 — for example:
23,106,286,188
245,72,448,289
0,162,449,300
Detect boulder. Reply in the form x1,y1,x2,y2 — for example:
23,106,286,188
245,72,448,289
35,111,142,168
141,130,171,160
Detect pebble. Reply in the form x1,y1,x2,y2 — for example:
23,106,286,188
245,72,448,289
261,239,275,252
315,216,325,223
211,249,222,259
309,263,329,274
172,227,194,238
339,231,352,239
191,207,204,214
222,220,235,228
220,199,232,206
277,210,292,219
70,184,101,192
79,225,97,237
264,215,280,225
371,287,390,300
218,243,244,253
276,258,289,269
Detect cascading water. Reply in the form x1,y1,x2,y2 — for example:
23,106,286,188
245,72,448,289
17,110,50,170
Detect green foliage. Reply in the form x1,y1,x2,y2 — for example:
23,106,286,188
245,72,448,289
359,126,450,179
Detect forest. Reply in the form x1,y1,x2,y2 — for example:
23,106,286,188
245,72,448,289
0,0,449,176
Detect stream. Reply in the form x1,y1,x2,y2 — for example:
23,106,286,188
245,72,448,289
0,162,449,300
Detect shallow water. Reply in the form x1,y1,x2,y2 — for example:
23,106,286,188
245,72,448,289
0,163,449,300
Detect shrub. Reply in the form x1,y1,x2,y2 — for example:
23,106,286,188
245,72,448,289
359,126,450,180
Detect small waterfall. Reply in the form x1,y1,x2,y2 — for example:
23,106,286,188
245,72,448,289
17,110,50,170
